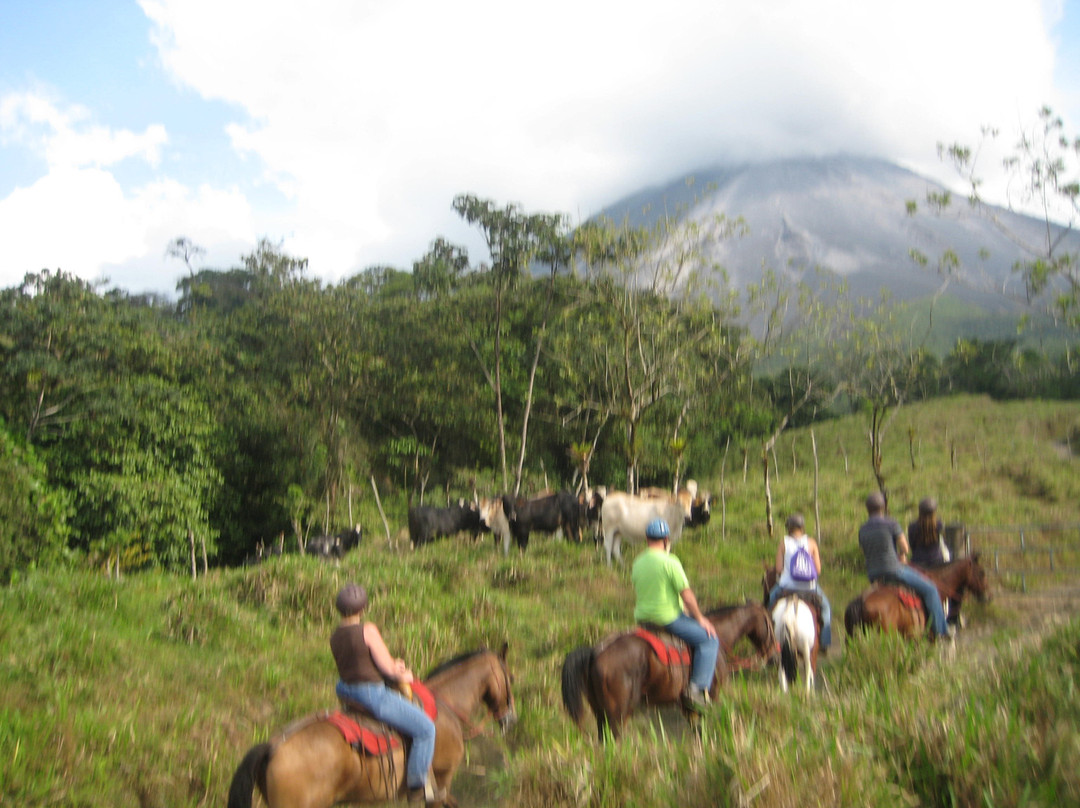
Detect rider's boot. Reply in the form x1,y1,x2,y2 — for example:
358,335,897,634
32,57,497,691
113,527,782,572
682,683,709,712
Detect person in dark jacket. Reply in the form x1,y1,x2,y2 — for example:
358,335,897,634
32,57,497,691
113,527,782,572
908,496,948,567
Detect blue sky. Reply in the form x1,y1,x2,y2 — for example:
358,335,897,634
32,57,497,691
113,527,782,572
1,0,1078,296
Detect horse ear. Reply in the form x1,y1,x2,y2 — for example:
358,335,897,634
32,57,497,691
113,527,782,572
499,641,509,661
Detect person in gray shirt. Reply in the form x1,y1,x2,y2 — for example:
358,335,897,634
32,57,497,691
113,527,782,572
858,492,949,639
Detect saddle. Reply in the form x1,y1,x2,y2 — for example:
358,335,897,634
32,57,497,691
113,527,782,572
865,583,923,612
327,681,437,757
633,624,692,666
775,589,824,636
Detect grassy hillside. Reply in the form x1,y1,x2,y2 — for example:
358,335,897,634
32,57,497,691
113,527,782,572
901,294,1075,357
1,395,1079,807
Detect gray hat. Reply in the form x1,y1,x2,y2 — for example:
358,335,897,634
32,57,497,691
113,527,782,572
919,497,938,515
335,583,369,616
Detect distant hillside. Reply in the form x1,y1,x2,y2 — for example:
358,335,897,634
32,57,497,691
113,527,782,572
599,155,1078,348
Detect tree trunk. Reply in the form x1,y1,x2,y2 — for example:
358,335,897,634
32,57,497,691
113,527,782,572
762,452,774,538
811,428,821,544
513,323,545,496
370,475,392,548
493,291,508,490
720,435,730,543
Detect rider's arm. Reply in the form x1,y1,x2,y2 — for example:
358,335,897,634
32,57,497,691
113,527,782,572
774,541,786,574
809,539,823,575
895,532,911,564
680,588,718,638
363,622,415,683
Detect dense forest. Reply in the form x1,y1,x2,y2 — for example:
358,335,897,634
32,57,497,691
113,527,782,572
2,195,1077,581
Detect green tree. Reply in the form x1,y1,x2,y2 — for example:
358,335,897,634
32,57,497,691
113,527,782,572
430,196,569,494
0,271,224,572
935,106,1080,327
0,422,71,582
565,212,743,492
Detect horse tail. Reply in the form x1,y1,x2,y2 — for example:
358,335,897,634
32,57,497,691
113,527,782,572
227,742,272,808
561,645,595,727
779,605,798,685
844,595,866,637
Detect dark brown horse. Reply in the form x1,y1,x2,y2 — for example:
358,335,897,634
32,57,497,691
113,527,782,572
227,646,515,808
844,554,991,638
560,603,776,742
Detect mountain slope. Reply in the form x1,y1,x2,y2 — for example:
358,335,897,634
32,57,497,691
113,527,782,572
599,155,1077,319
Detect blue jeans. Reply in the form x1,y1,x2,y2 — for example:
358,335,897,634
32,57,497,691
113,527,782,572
664,613,721,691
336,681,436,789
873,566,949,637
768,584,833,648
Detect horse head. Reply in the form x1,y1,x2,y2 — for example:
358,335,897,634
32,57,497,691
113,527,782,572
425,645,517,735
752,601,781,665
761,561,778,606
965,553,991,603
485,642,517,732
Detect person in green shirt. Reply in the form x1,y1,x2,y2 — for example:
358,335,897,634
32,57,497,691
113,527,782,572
631,518,720,709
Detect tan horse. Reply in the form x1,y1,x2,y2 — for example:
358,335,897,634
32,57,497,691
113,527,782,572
227,645,515,808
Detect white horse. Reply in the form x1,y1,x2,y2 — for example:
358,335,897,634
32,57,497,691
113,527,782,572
771,595,819,694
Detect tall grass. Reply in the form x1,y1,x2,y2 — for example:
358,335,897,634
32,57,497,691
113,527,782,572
1,395,1078,806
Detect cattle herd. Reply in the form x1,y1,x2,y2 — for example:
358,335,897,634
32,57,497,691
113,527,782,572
412,481,713,562
243,483,712,564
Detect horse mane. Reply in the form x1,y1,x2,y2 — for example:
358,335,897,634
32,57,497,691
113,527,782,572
423,648,490,679
705,601,760,618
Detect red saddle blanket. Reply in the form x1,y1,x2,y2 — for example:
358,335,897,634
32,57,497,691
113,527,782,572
326,681,437,756
633,627,692,666
896,588,922,612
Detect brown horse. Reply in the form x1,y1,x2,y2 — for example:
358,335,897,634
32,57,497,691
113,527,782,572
844,554,991,639
227,645,515,808
560,603,776,742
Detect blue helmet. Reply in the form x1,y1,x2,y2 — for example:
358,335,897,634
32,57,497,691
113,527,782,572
645,518,670,540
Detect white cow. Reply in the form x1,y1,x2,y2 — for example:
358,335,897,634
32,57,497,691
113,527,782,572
640,480,712,527
600,492,686,565
478,496,514,555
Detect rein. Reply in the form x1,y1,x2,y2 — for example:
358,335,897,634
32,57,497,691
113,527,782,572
435,694,487,740
432,656,511,741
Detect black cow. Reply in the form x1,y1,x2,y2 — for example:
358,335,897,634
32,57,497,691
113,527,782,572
408,501,482,547
501,491,584,552
307,525,363,559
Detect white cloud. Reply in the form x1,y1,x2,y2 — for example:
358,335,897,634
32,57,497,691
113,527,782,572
0,91,254,288
135,0,1065,279
0,0,1072,292
0,91,167,170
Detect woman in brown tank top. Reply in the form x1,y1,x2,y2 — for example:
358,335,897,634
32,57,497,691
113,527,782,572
330,583,437,805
